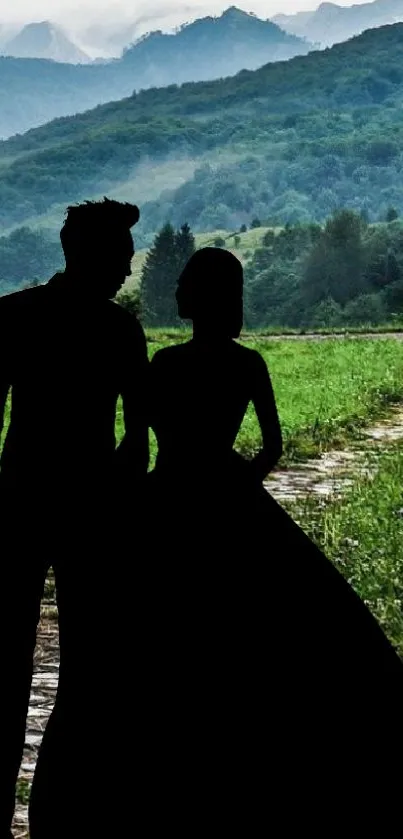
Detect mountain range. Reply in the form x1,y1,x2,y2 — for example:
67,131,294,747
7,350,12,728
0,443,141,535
272,0,403,46
3,0,403,63
0,7,313,140
1,21,403,238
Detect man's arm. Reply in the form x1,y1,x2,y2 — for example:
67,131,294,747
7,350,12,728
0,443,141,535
115,314,150,482
0,298,10,453
0,381,9,450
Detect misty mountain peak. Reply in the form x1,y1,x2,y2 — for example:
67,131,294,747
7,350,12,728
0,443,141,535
0,4,314,138
122,4,309,60
272,0,403,46
2,20,90,64
221,6,256,19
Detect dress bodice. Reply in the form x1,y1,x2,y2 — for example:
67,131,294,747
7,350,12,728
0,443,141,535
149,339,259,477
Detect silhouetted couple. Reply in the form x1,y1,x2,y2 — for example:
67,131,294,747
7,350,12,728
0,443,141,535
1,198,402,838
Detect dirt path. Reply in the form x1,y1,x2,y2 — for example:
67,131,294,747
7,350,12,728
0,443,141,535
242,331,403,342
264,404,403,502
12,606,59,838
12,404,403,837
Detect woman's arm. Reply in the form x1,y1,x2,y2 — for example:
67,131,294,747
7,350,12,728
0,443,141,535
249,351,283,483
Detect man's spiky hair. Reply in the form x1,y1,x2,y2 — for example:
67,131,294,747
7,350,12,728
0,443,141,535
60,197,140,259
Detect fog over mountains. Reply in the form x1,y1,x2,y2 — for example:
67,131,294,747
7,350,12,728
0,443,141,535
0,7,314,139
3,1,402,64
2,20,403,238
1,21,91,63
0,5,312,61
272,0,403,47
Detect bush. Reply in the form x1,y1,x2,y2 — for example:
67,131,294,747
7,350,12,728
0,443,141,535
115,287,141,317
214,237,226,248
386,207,399,222
344,293,386,325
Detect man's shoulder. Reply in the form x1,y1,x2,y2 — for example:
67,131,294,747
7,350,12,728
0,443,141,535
108,300,143,326
108,301,147,344
0,284,46,317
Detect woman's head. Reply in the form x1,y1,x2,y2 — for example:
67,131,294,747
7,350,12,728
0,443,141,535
176,247,243,338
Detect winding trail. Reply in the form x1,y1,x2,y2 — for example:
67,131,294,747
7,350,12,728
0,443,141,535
244,331,403,342
11,403,403,837
264,404,403,502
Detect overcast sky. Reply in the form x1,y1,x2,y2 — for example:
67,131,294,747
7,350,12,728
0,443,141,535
0,0,375,28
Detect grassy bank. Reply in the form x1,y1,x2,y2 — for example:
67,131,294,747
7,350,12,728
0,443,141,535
287,444,403,657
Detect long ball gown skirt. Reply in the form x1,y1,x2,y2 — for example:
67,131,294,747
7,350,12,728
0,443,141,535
143,460,403,827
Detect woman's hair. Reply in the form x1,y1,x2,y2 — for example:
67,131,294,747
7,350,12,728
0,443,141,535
176,247,243,321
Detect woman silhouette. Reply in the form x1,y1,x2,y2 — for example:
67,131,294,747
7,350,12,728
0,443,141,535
148,246,283,531
144,247,403,830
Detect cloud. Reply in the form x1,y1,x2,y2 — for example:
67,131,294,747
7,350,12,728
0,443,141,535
2,0,225,26
0,0,375,28
62,1,224,30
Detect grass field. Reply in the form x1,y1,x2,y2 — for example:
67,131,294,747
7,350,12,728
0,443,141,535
289,445,403,657
113,336,403,466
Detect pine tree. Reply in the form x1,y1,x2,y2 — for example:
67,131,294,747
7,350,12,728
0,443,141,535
141,222,196,327
301,209,364,308
175,223,196,274
140,222,178,326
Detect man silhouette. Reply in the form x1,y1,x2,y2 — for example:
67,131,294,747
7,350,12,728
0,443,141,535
0,197,149,836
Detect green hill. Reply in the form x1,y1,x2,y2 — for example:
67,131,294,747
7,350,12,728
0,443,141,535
1,23,403,235
125,226,274,289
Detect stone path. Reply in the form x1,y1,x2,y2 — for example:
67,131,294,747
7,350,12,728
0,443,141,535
264,405,403,502
244,331,403,342
11,404,403,837
12,607,59,838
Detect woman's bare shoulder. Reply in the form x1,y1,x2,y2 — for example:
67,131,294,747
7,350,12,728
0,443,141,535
233,341,267,371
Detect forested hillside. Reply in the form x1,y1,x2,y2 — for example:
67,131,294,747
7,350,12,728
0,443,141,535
1,23,403,236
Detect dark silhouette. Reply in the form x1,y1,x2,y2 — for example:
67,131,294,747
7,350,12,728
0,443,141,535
0,197,149,837
143,247,403,828
149,247,283,484
1,236,402,835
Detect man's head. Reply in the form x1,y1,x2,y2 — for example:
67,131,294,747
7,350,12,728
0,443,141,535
60,197,140,299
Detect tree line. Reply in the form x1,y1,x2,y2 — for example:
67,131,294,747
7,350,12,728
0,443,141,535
136,210,403,328
2,210,403,330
